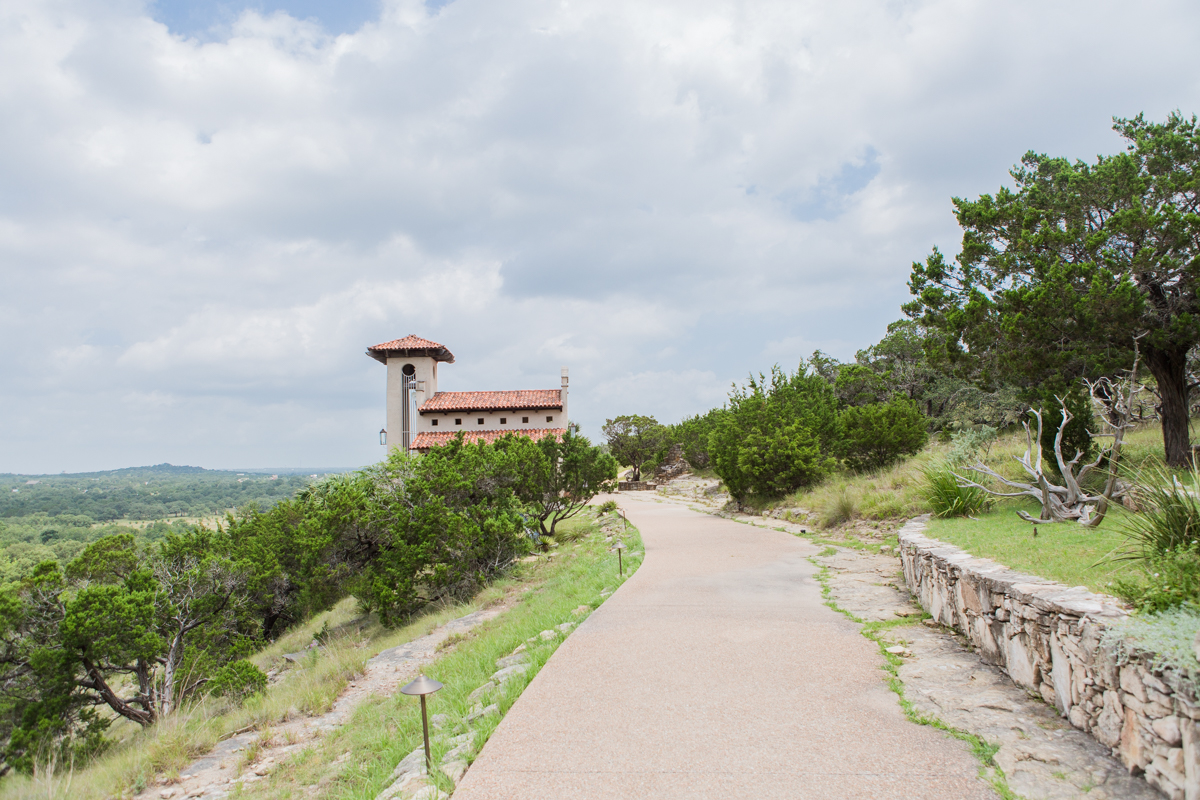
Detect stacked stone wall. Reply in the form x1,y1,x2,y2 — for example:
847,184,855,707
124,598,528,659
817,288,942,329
898,518,1200,800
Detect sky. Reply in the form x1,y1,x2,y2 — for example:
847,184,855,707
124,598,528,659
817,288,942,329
3,0,1199,474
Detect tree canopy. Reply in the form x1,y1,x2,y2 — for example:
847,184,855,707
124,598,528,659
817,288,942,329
518,429,618,541
906,112,1200,465
601,415,667,481
708,365,842,504
0,529,255,770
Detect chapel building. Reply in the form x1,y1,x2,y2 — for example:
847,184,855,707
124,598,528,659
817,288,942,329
366,335,568,453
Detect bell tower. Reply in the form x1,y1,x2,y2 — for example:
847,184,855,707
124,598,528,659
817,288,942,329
366,336,455,453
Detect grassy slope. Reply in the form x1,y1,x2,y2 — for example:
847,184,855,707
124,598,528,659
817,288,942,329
768,419,1173,522
757,420,1180,594
245,513,642,800
921,422,1169,595
2,509,642,800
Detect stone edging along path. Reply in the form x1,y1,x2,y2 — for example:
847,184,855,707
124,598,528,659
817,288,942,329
899,516,1200,800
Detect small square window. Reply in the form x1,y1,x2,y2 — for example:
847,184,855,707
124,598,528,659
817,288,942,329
500,417,507,424
522,416,529,423
455,418,462,425
546,416,553,423
477,418,484,425
431,419,438,426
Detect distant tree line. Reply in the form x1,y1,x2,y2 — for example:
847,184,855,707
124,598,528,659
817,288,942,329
0,467,312,522
0,432,614,774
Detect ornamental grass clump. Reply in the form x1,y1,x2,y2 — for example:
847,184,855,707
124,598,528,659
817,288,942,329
1118,463,1200,558
821,485,858,528
921,464,991,519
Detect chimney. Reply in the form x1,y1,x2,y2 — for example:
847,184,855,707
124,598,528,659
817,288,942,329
560,367,569,427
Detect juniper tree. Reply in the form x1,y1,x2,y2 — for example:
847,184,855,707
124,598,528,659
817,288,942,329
907,112,1200,465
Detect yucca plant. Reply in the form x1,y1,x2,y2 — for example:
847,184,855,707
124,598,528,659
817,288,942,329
1107,462,1200,611
1115,462,1200,561
921,463,991,518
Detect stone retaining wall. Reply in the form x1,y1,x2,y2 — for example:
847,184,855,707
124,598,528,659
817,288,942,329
898,517,1200,800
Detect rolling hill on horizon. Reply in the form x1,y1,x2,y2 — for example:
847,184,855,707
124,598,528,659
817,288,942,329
0,463,353,521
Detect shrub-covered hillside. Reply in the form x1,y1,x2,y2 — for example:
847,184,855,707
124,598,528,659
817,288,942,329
0,431,615,777
0,464,322,521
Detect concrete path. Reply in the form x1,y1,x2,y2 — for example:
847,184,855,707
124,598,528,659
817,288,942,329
452,495,996,799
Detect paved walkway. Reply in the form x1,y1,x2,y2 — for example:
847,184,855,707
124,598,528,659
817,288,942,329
452,495,996,799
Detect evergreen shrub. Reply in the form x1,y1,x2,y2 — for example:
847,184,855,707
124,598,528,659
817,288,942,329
207,660,268,704
708,366,840,504
839,396,928,472
1037,385,1095,472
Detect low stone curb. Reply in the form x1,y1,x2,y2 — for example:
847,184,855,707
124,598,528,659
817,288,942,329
898,516,1199,800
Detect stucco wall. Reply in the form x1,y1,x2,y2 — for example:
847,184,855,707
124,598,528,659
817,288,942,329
898,517,1200,800
417,408,563,433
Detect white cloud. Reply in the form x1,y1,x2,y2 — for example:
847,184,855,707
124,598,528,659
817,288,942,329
2,0,1199,471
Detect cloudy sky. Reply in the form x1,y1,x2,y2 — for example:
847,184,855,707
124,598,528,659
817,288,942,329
2,0,1198,473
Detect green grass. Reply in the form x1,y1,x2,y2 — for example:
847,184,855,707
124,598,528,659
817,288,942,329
0,602,472,800
0,509,641,800
771,442,946,523
758,419,1188,599
926,501,1140,594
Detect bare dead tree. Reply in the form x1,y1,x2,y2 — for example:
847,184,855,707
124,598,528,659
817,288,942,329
954,337,1144,527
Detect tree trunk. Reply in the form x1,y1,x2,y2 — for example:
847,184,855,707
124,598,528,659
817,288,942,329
160,629,185,717
82,658,155,727
1144,343,1192,467
263,611,281,641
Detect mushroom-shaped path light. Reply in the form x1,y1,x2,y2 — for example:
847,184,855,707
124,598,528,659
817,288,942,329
614,541,626,576
401,674,443,769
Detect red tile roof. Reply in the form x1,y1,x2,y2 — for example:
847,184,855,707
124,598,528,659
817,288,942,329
411,428,566,451
366,335,454,364
418,390,562,413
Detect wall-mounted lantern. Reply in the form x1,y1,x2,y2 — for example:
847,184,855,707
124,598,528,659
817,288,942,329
379,428,387,446
400,674,443,770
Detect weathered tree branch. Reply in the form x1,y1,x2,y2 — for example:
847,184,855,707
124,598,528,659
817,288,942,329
954,336,1143,527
